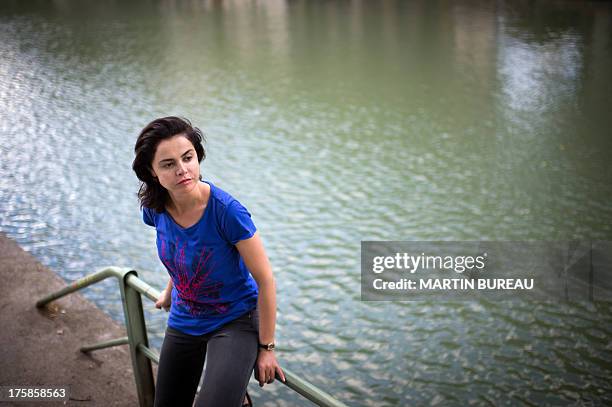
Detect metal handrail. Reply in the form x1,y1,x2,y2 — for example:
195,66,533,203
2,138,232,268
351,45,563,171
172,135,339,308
36,267,348,407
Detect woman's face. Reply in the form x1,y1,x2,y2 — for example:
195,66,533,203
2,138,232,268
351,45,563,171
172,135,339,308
150,134,200,195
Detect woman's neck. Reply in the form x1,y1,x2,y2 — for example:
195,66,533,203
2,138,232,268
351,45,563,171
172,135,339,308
167,181,207,216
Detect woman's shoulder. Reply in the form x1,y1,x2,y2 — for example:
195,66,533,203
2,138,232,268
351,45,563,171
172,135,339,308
205,181,240,210
205,181,256,243
142,205,158,227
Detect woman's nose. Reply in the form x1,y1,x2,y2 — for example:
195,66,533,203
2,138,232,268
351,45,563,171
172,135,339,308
176,162,186,175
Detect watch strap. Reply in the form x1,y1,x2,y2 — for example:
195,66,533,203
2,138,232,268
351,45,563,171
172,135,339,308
258,342,275,351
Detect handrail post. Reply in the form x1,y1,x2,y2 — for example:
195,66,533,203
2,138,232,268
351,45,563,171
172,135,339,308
119,269,155,407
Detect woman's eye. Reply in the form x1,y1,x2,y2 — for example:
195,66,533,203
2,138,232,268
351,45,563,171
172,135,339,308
164,163,174,168
184,156,193,161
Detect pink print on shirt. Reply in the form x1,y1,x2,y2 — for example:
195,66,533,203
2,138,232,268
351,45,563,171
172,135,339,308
160,237,229,316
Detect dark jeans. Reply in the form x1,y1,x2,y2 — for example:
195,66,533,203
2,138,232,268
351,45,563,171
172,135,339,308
154,309,259,407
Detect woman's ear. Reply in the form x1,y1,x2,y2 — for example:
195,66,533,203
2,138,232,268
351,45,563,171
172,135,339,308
149,167,158,180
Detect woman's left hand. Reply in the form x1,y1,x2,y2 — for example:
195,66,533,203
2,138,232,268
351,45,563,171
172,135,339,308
256,350,285,387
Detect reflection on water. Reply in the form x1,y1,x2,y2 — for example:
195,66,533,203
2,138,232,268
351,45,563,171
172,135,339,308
1,0,611,405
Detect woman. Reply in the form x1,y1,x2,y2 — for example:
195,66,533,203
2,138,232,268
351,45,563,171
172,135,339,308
132,116,284,407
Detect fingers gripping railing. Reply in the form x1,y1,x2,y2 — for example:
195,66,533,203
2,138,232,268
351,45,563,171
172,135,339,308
36,267,348,407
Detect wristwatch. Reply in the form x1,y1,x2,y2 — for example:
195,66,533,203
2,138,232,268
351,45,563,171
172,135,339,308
258,342,275,351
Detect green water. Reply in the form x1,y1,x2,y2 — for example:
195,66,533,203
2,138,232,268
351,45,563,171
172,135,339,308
1,1,611,405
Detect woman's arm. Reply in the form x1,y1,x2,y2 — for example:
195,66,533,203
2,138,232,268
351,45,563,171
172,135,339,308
236,232,286,386
155,279,173,311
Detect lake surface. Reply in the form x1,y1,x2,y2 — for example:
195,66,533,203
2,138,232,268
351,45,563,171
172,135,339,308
1,1,611,405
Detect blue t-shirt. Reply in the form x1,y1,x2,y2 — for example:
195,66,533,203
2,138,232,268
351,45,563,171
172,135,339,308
142,180,258,335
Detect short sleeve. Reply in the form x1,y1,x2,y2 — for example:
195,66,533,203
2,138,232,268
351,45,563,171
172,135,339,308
142,207,155,227
222,200,257,244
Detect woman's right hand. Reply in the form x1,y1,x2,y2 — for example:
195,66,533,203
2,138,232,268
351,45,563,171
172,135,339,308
155,288,171,312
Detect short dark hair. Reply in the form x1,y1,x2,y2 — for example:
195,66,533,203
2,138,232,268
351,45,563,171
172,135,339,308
132,116,206,212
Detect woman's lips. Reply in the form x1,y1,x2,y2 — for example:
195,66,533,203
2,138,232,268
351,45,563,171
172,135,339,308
177,179,191,185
